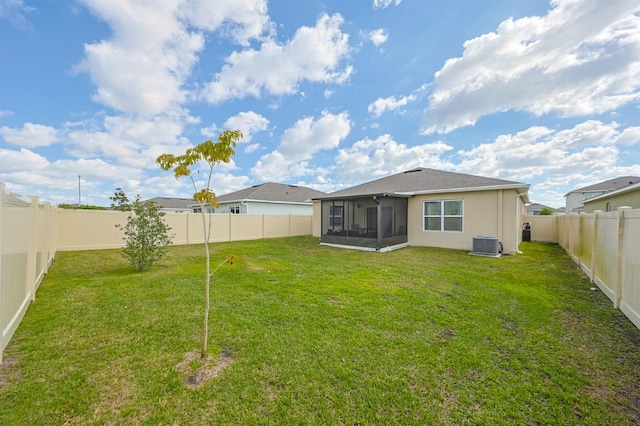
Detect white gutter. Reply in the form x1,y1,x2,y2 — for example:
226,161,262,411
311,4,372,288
396,183,530,196
515,192,528,254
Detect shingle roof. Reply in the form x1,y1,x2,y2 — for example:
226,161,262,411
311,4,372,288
567,176,640,195
215,182,326,203
314,168,528,199
144,197,195,209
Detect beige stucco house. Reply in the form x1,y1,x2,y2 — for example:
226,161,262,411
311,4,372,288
582,182,640,213
312,168,530,254
564,176,640,214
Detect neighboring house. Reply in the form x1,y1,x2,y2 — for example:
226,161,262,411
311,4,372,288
582,182,640,213
143,197,195,213
564,176,640,214
199,182,327,215
525,203,558,215
312,168,530,254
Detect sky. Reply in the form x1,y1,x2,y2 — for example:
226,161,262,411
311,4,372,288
1,0,639,209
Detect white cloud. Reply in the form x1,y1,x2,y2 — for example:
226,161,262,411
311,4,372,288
615,126,640,146
368,93,417,117
333,134,454,182
454,120,640,206
0,110,14,117
368,83,428,117
0,122,60,148
75,0,270,116
369,28,388,46
202,13,352,104
64,112,195,169
373,0,402,10
0,0,34,28
244,143,260,153
223,111,269,142
178,0,269,46
422,0,640,134
251,111,351,181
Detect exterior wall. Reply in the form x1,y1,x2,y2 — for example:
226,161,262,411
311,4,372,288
217,201,313,215
583,190,640,213
565,192,583,214
312,201,321,237
407,189,523,254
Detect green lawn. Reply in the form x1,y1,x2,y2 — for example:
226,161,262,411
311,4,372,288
1,237,639,425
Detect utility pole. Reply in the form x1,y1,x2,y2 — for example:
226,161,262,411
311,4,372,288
78,175,81,206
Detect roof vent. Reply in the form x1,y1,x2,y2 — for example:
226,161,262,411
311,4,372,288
403,168,422,174
471,235,501,257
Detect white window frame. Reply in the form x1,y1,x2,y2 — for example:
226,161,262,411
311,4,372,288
423,199,463,232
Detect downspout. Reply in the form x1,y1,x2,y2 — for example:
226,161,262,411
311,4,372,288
240,200,248,214
373,196,381,251
515,193,527,254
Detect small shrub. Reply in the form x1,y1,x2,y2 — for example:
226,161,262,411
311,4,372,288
116,195,173,271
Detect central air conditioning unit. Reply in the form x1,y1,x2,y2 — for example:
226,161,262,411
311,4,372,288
471,235,501,257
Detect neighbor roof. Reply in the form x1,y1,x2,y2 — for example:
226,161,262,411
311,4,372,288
582,181,640,204
144,197,194,209
314,168,529,199
565,176,640,196
215,182,326,204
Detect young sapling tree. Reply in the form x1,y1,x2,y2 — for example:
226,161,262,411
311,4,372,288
156,130,242,358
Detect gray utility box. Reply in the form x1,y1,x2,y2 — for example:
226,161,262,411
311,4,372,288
472,235,500,256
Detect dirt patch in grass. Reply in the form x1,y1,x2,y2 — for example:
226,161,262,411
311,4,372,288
0,355,22,391
175,349,235,389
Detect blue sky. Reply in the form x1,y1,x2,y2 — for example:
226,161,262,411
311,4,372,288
1,0,639,209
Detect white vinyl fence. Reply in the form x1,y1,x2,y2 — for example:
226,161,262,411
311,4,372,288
1,183,56,363
0,183,313,363
525,209,640,330
557,208,640,330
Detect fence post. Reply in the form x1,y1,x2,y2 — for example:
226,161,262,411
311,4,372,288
590,210,601,283
0,183,3,364
615,206,631,309
27,196,39,302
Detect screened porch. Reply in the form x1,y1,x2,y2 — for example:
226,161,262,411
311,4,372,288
320,196,408,251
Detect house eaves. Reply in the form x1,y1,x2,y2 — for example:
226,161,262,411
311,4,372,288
220,199,313,206
582,182,640,204
396,183,529,197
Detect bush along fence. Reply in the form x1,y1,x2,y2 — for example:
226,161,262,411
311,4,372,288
557,208,640,330
0,183,57,364
0,183,313,363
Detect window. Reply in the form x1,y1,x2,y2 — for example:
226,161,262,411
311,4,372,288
606,202,612,212
230,206,240,214
424,200,463,232
329,205,343,227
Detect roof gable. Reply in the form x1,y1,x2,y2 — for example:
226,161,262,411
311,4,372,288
316,168,527,199
216,182,326,203
143,197,195,209
567,176,640,195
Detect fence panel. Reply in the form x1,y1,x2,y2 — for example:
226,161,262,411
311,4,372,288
577,214,594,276
592,212,618,301
0,185,56,363
620,209,640,329
557,208,640,330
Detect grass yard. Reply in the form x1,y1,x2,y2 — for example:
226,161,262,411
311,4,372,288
1,237,639,425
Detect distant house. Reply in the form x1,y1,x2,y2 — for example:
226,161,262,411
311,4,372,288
312,168,529,254
200,182,326,215
143,197,195,213
582,182,640,213
525,203,558,215
564,176,640,214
